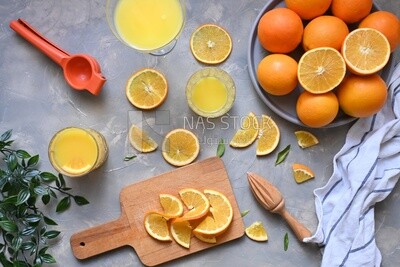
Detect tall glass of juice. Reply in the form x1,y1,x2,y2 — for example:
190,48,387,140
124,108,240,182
48,127,108,177
106,0,186,55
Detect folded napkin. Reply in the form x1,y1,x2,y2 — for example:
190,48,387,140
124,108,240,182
304,62,400,266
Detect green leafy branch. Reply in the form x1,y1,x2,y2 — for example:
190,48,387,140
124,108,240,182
0,130,89,266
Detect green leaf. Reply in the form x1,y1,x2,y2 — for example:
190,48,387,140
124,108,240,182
40,172,57,183
43,230,60,239
7,153,18,171
40,254,56,264
34,186,47,196
240,210,250,217
216,139,225,158
124,155,136,161
16,189,31,205
11,236,22,251
275,145,291,166
16,150,31,159
284,232,289,251
20,241,35,251
0,252,13,267
43,216,57,226
27,155,39,167
0,221,18,232
21,226,36,236
56,197,71,213
24,214,41,223
41,194,50,205
0,130,12,142
73,196,90,206
25,170,40,178
58,174,66,188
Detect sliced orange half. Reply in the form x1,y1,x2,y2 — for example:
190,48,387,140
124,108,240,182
292,163,315,184
190,24,232,64
177,188,210,221
294,130,319,149
193,189,233,236
230,112,259,148
245,221,268,242
162,129,200,167
342,28,390,75
126,68,168,110
144,212,171,241
256,115,280,156
298,47,346,94
128,125,158,153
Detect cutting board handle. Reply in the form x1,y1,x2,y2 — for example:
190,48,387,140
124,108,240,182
70,214,132,259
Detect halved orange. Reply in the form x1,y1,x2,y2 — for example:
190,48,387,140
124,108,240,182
126,68,168,110
128,125,158,153
256,115,280,156
342,28,391,75
230,112,259,148
190,24,232,64
177,188,210,221
298,47,346,94
292,163,315,184
144,212,171,241
193,189,233,236
162,129,200,167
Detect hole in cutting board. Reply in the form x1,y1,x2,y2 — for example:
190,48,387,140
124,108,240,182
80,242,85,247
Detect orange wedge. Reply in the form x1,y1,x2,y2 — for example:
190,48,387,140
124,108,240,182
193,232,217,244
342,28,390,75
256,115,280,156
230,112,259,148
294,130,319,149
170,220,192,248
144,212,171,241
128,125,158,153
245,221,268,242
298,47,346,94
190,24,232,64
159,193,184,219
193,189,233,236
178,188,210,221
292,163,315,184
162,129,200,167
126,68,168,110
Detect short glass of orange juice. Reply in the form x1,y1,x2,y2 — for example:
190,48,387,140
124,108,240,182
186,68,236,118
48,127,108,177
106,0,186,56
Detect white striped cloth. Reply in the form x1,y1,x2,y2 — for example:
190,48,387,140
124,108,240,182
304,62,400,267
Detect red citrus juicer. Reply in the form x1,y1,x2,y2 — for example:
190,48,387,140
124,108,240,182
9,18,106,96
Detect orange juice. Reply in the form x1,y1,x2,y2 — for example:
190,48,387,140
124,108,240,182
48,127,108,177
114,0,184,51
191,77,228,113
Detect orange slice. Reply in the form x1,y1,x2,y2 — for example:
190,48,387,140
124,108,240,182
126,68,168,110
294,131,319,149
144,212,171,241
170,220,192,248
159,193,184,219
128,125,158,153
177,188,210,221
190,24,232,64
342,28,390,75
298,47,346,94
193,232,217,244
292,163,315,183
162,129,200,167
193,189,233,236
245,221,268,242
230,112,259,148
256,115,280,156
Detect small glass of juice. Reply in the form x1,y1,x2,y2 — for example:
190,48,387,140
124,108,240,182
106,0,186,56
186,68,236,118
48,127,108,177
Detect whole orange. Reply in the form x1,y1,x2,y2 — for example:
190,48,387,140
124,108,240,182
359,11,400,52
257,54,298,96
302,16,349,51
296,91,339,128
331,0,373,24
337,74,387,118
285,0,332,20
257,8,303,53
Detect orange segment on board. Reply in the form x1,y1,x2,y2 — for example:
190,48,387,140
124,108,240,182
159,194,184,218
178,188,210,221
144,212,172,242
170,220,192,249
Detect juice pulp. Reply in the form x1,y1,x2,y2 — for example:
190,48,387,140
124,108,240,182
114,0,184,51
191,77,228,113
48,128,108,177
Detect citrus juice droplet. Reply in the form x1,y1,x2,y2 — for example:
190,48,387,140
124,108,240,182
114,0,184,51
191,77,228,113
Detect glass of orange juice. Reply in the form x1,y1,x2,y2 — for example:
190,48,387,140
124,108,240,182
48,127,108,177
106,0,186,56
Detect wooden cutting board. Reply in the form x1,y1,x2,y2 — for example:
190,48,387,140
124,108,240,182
70,157,245,266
